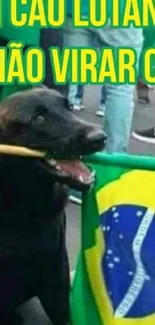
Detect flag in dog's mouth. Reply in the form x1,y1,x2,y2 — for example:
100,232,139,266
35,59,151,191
44,157,96,191
0,145,95,191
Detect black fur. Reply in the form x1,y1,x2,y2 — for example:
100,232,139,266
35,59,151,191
0,88,106,325
0,87,105,156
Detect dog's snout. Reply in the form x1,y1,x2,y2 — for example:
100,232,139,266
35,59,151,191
79,127,107,152
86,129,107,143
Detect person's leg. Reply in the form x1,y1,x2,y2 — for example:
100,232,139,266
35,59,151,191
63,18,95,203
136,79,150,104
136,29,155,104
40,28,68,96
77,84,84,99
95,25,143,153
100,85,106,104
96,86,106,117
68,84,85,111
104,84,136,152
63,17,93,111
67,84,80,109
76,85,85,109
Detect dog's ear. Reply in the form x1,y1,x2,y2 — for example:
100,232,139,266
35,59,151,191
0,106,8,128
0,94,33,126
0,102,16,127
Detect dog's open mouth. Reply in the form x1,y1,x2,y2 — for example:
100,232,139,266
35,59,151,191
39,157,95,191
0,144,99,191
0,144,96,191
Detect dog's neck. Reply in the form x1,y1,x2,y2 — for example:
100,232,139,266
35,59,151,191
0,156,68,220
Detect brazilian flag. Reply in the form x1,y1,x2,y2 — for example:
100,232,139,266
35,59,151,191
71,153,155,325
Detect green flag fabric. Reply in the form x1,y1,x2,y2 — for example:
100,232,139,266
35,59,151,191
0,0,40,102
71,153,155,325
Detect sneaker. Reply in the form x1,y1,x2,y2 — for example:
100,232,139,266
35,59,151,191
147,85,154,90
132,127,155,144
69,190,82,204
70,102,85,111
96,104,105,117
137,96,150,104
70,103,82,111
80,102,85,109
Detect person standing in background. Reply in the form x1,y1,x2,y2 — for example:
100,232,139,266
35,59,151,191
136,28,155,105
65,0,143,203
65,35,106,116
65,1,143,154
68,84,106,117
132,27,155,143
40,28,68,96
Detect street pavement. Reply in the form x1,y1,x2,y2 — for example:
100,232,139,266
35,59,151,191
21,85,155,324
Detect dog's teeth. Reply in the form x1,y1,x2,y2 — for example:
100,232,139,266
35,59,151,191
90,171,96,180
91,170,96,177
48,159,57,166
79,175,84,182
56,165,61,171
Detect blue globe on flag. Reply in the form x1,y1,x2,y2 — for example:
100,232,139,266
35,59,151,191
101,204,155,318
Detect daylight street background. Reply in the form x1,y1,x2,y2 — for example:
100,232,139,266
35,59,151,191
21,85,155,325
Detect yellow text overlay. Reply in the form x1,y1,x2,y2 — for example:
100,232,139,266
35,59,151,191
10,0,66,28
0,42,45,85
6,0,155,28
72,0,155,27
1,44,155,85
49,47,137,84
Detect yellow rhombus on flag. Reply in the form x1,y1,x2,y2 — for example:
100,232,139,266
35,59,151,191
71,153,155,325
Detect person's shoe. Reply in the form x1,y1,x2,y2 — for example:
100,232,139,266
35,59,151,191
69,103,82,111
132,127,155,144
69,102,85,111
137,96,150,104
69,190,82,204
80,102,85,109
96,104,105,117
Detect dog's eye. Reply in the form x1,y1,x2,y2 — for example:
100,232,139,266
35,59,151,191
35,115,46,125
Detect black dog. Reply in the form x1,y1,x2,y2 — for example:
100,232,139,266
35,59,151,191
0,87,106,325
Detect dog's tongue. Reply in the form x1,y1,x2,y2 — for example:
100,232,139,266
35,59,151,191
56,159,91,182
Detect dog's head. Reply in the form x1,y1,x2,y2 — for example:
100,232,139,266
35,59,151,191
0,87,107,190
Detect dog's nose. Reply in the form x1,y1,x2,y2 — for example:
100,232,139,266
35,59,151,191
84,128,107,151
86,129,107,143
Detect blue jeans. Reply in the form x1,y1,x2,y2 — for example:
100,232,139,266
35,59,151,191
64,19,143,153
68,84,106,106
